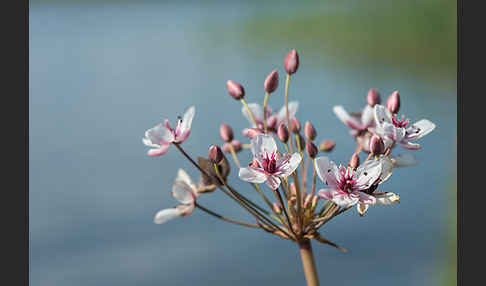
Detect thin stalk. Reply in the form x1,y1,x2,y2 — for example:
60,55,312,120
228,143,241,168
263,92,270,133
299,239,320,286
195,203,259,228
311,158,317,197
274,187,297,237
241,98,258,128
284,74,293,151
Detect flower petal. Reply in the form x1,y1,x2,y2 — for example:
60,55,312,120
318,189,358,207
374,192,400,205
250,134,277,157
378,156,393,183
147,143,170,157
353,191,376,205
172,180,196,204
242,103,264,127
361,105,374,127
175,169,197,191
406,119,436,140
238,167,268,184
374,104,392,126
278,153,302,177
391,153,417,167
154,208,183,224
357,203,369,216
315,156,340,189
266,175,281,190
176,203,195,217
333,105,363,130
144,123,172,146
399,141,421,150
180,106,195,134
353,159,382,190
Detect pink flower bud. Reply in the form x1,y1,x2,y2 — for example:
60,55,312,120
369,134,385,155
319,140,336,152
222,140,242,153
226,80,245,100
304,121,317,141
242,128,263,139
267,116,278,130
305,141,318,158
348,153,360,169
367,88,381,107
386,90,400,114
303,194,312,208
277,123,289,143
284,49,299,75
264,69,279,94
208,145,223,163
219,124,234,142
290,117,301,134
272,202,282,214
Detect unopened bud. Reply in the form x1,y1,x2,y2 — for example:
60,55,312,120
264,69,279,94
304,194,312,208
277,123,289,143
272,202,282,214
311,196,319,210
304,121,317,141
222,140,242,153
290,117,301,134
367,88,381,107
306,141,318,158
208,145,223,163
369,134,385,155
267,116,278,130
284,49,299,75
348,153,360,169
226,80,245,100
219,124,234,142
242,128,263,139
386,90,400,114
319,140,336,152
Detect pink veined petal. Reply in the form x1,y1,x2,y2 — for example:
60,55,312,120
175,169,193,187
278,153,302,177
374,192,400,205
317,189,341,200
147,143,170,157
352,191,376,205
177,203,195,217
180,106,195,133
391,153,417,167
154,208,183,224
373,104,392,126
333,105,363,130
361,105,374,127
266,175,281,190
175,129,191,143
314,156,340,189
399,141,421,150
250,134,278,157
162,120,176,142
172,180,196,204
238,167,268,184
357,203,369,216
242,103,264,127
276,101,299,124
353,160,382,190
330,191,359,207
406,119,436,140
144,123,172,145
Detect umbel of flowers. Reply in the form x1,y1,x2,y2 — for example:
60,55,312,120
142,50,436,286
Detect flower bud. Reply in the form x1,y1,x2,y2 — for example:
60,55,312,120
226,80,245,100
264,69,279,94
284,49,299,75
219,124,234,143
272,202,282,214
303,194,312,208
222,140,242,153
208,145,223,163
306,141,318,158
304,121,317,141
277,123,289,143
311,195,319,210
369,134,385,155
367,88,381,107
290,117,301,134
348,153,360,169
319,140,336,152
386,90,400,114
267,116,278,130
242,128,263,139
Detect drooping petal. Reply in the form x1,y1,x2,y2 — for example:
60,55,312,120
391,153,417,167
238,167,268,184
175,169,193,187
176,203,195,217
315,156,340,189
374,104,392,126
278,153,302,177
353,160,382,190
147,143,170,157
357,203,369,216
406,119,436,140
378,156,393,183
352,191,376,205
333,105,363,130
242,103,264,127
250,134,278,157
172,181,196,204
318,189,359,207
361,105,374,127
266,175,281,190
276,101,299,124
154,208,183,224
144,123,173,145
374,192,400,205
399,141,421,150
382,122,406,142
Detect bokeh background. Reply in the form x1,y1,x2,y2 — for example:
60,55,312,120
29,0,457,285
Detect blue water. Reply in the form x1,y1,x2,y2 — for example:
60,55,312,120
30,2,456,286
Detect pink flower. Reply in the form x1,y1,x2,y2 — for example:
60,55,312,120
238,134,301,190
315,156,382,207
143,106,195,156
154,169,199,224
333,105,375,137
241,101,299,134
373,104,435,150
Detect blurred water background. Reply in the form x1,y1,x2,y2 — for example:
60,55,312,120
29,0,457,285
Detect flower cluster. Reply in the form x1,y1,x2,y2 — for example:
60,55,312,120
143,49,436,256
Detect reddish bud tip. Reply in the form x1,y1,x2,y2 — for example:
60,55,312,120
386,90,400,114
264,69,279,94
219,124,234,143
277,123,289,143
284,49,299,75
367,88,381,107
226,80,245,100
319,140,336,152
304,121,317,141
242,128,263,139
208,145,223,163
348,153,360,169
272,203,282,214
369,134,385,155
305,141,318,158
290,117,301,134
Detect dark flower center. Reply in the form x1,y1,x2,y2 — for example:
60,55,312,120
261,152,278,173
392,114,409,128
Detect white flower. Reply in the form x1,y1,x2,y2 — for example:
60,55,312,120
242,101,298,132
143,106,195,156
154,169,199,224
373,104,435,150
238,134,301,190
333,105,375,137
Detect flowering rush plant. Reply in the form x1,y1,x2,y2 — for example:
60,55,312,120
143,50,436,286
